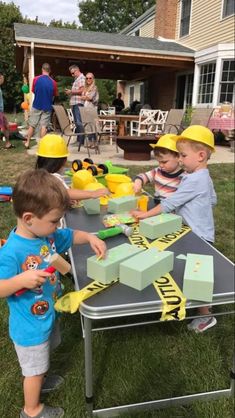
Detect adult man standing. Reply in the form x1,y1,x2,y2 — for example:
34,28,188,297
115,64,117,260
65,65,85,146
112,92,125,113
24,63,58,149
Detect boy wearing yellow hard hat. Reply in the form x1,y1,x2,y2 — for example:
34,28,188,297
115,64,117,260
36,134,109,204
131,125,217,333
133,133,184,205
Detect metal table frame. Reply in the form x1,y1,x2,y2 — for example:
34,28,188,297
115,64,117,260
65,209,234,417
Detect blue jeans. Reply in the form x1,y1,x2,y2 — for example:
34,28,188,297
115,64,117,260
72,104,84,145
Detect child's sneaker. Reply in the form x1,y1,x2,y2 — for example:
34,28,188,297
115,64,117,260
187,316,217,333
41,374,64,393
20,405,64,417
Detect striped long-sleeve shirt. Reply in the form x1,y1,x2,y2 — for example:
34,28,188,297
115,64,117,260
136,167,184,200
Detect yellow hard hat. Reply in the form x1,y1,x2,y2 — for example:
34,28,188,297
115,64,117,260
83,182,106,191
72,170,95,190
177,125,215,151
37,134,69,158
114,182,135,197
150,134,178,153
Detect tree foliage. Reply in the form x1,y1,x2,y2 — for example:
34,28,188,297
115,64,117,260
0,1,24,111
79,0,155,33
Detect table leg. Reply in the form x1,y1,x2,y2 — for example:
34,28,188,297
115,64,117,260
84,316,93,415
118,121,125,136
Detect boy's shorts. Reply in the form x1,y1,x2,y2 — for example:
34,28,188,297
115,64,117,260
14,321,61,377
28,108,51,129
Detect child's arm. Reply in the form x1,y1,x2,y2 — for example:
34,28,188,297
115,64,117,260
73,230,107,259
68,187,109,200
0,270,51,298
131,204,163,220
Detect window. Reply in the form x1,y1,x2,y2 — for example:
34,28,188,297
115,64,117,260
219,60,235,103
198,63,216,104
185,74,194,106
222,0,235,18
140,83,145,104
129,86,134,105
180,0,191,37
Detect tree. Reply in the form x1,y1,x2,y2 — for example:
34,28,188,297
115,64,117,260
0,1,24,111
79,0,155,33
49,20,78,29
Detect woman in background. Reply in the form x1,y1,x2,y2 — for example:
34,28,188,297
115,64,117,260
81,73,99,148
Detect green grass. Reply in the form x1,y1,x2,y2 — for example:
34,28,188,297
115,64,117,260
0,149,234,417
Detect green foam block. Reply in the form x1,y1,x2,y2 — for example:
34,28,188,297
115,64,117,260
183,253,214,302
87,243,144,284
83,198,100,215
119,248,174,291
139,213,182,240
108,196,137,213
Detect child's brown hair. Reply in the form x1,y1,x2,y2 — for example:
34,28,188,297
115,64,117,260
13,169,70,218
153,147,179,158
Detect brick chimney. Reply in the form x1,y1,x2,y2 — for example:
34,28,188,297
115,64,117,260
154,0,178,39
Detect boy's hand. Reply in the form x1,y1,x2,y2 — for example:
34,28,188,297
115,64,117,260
19,269,51,290
130,210,149,220
133,179,142,194
87,234,107,259
92,188,109,198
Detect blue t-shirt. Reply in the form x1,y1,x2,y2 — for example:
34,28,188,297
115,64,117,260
0,228,73,346
32,75,57,112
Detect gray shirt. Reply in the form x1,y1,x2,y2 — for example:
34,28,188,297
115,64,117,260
161,169,217,242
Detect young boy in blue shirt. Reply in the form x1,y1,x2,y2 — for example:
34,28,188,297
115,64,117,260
131,125,217,333
0,169,106,418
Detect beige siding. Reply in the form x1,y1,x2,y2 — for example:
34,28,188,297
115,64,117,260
176,0,234,50
140,19,155,38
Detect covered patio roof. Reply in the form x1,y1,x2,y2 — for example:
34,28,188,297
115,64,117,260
14,23,195,81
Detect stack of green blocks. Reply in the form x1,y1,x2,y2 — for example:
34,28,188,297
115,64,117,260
83,198,100,215
119,248,174,291
87,243,144,284
139,213,182,239
183,253,214,302
108,196,137,213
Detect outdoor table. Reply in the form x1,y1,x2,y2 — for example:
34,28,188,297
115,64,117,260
116,135,158,160
208,117,235,132
65,207,234,417
99,114,140,136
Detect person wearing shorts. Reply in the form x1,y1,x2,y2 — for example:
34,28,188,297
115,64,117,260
24,63,58,149
0,72,15,149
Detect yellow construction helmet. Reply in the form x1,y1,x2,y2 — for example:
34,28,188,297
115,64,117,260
37,134,69,158
177,125,215,151
150,134,178,153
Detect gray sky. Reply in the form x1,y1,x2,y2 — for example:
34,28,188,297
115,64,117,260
4,0,80,25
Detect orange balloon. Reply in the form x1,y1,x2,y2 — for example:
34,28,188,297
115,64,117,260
21,101,29,110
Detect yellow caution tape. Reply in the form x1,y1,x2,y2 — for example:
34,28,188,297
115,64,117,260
150,225,191,251
55,279,117,314
153,273,186,321
128,224,151,249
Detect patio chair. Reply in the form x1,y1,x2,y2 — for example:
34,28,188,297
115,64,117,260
99,109,117,145
158,109,185,134
130,109,168,136
52,105,100,157
189,108,214,127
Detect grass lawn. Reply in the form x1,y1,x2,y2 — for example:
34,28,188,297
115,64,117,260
0,145,234,418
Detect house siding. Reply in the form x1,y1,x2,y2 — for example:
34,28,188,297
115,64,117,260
140,19,155,37
176,0,234,50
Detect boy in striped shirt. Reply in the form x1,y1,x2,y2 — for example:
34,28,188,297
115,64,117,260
133,134,183,204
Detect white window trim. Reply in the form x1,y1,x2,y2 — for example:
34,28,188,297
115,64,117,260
220,0,235,21
192,43,234,107
175,71,194,109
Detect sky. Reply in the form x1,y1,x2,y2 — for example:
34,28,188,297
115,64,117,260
4,0,80,25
